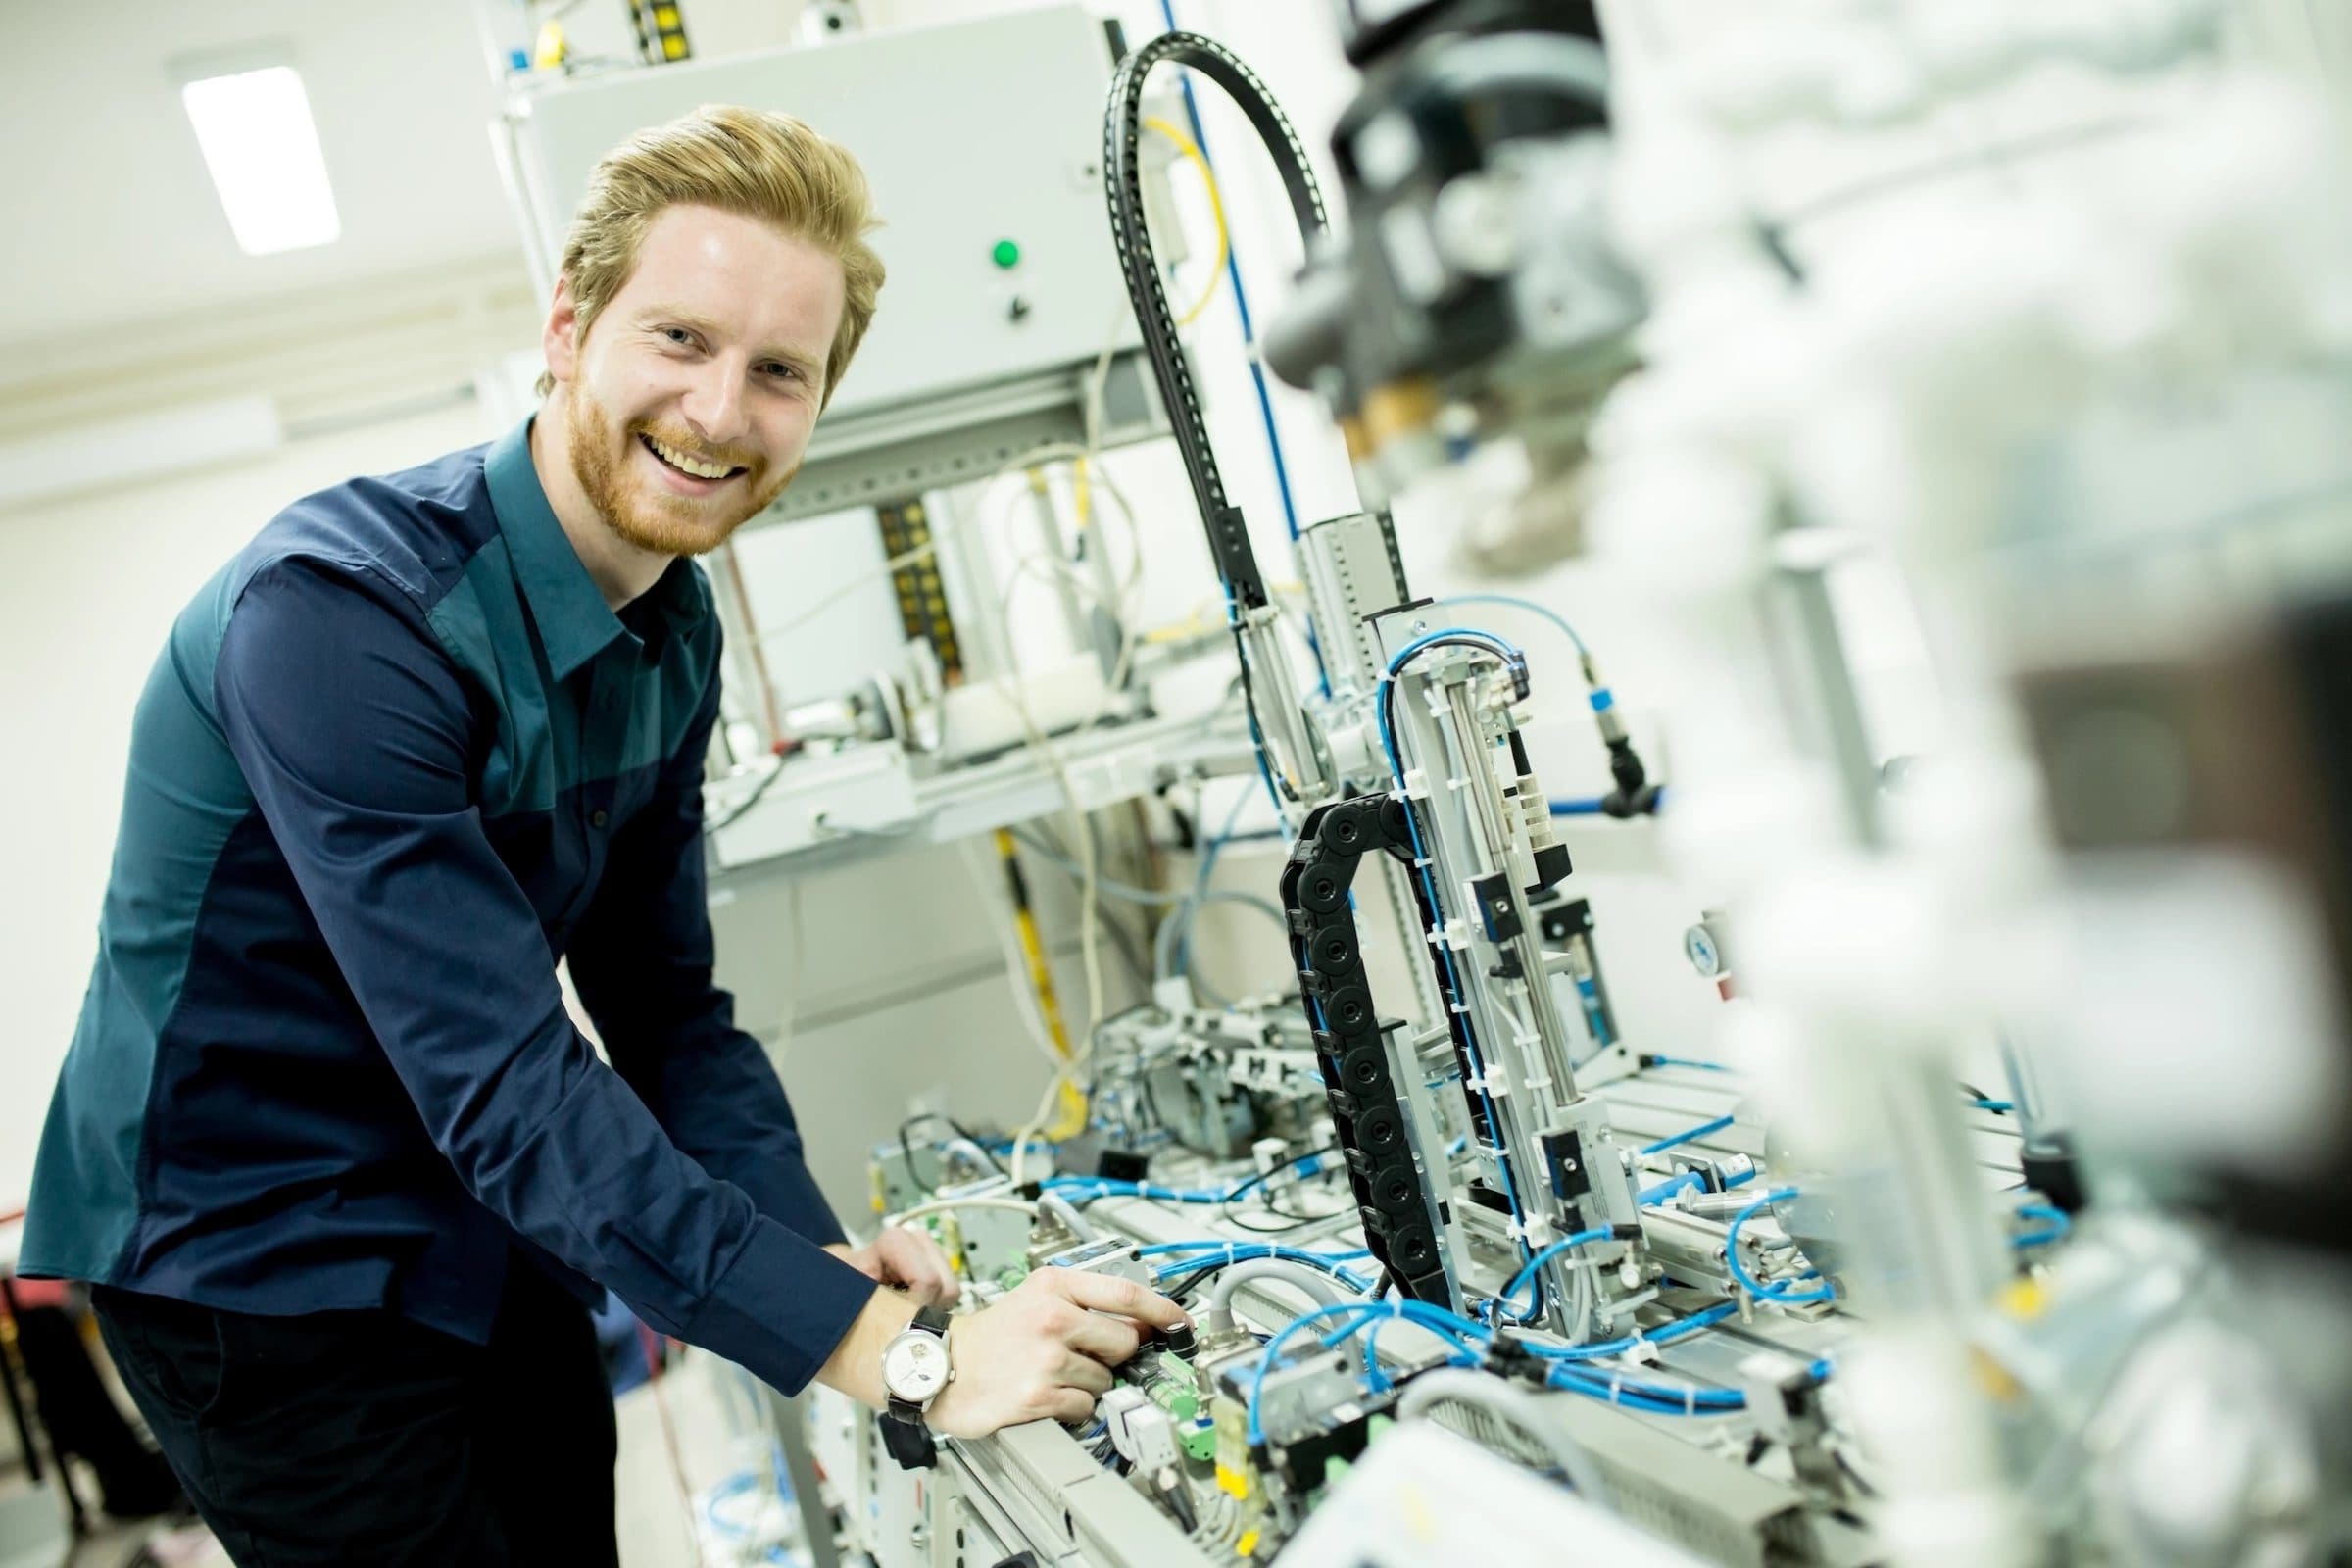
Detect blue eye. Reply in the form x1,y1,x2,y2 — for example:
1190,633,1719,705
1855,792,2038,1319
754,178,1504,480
662,326,696,347
761,362,800,381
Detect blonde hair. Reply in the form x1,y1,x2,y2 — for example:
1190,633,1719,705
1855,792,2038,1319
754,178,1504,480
537,104,885,406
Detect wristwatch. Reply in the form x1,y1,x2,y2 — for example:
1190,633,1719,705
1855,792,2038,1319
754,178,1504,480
878,1302,953,1469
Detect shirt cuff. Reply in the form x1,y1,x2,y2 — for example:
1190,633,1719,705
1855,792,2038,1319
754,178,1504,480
750,1154,846,1249
683,1214,876,1395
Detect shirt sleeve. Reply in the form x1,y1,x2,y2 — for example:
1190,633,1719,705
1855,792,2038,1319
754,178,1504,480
566,647,845,1247
211,557,873,1394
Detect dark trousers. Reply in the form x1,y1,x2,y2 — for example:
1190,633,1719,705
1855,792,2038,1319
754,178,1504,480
92,1263,618,1567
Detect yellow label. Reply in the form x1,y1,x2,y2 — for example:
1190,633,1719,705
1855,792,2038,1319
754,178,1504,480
1969,1346,2025,1403
1997,1278,2048,1320
1236,1529,1260,1557
1215,1463,1250,1499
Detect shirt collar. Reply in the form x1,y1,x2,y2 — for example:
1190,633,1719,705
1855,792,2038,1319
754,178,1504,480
485,417,704,678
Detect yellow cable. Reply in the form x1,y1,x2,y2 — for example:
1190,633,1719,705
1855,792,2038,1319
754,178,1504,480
994,828,1089,1137
1144,116,1231,329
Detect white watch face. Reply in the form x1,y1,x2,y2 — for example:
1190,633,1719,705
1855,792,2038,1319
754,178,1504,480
883,1331,950,1402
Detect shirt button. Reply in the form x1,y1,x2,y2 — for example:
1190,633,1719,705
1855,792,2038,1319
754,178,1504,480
590,808,610,829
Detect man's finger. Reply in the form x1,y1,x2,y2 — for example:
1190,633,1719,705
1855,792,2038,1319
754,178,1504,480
889,1234,960,1301
1051,1270,1190,1331
1059,1355,1114,1396
1062,1310,1143,1367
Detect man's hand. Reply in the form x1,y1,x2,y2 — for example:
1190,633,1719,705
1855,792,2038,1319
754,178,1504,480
825,1229,961,1307
924,1268,1190,1440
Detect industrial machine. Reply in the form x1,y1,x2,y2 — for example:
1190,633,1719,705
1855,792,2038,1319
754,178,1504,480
475,2,2352,1563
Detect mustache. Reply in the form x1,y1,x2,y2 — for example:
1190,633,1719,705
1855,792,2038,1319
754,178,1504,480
630,421,760,470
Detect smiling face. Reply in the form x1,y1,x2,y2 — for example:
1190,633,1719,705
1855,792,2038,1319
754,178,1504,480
544,203,846,558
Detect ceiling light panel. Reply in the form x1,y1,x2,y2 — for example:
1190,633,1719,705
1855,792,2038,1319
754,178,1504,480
179,64,340,256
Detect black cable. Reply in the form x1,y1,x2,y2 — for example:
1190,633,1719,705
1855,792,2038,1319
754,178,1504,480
1159,1260,1231,1303
1215,1145,1347,1234
1221,1146,1343,1201
1834,1448,1880,1498
897,1112,1007,1193
705,757,784,832
1218,1201,1324,1235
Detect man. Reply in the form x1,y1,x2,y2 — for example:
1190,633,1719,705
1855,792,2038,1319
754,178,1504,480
20,105,1183,1565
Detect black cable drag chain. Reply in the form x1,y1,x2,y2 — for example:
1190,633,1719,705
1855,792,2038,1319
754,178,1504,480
1280,793,1467,1305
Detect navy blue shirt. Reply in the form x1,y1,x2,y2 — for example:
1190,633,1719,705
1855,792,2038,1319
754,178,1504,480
23,418,874,1395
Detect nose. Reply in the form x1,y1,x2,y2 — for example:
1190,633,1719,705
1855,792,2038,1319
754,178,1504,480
678,354,750,449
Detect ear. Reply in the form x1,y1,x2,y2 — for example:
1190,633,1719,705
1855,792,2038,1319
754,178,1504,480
543,275,582,388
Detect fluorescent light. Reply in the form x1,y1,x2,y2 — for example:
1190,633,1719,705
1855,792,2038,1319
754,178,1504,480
180,65,340,256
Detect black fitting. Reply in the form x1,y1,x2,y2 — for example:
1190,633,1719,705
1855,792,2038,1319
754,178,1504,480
1601,737,1663,817
2021,1134,2090,1215
1481,1335,1550,1385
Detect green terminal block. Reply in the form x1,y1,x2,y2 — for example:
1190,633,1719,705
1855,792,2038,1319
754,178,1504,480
1181,1420,1217,1463
1142,1360,1199,1422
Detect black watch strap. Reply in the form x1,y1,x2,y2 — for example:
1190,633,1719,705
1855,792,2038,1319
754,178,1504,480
880,1410,937,1469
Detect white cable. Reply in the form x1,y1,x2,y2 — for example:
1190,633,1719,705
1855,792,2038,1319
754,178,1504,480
1204,1259,1358,1336
887,1195,1039,1228
1036,1191,1098,1242
1008,1064,1071,1194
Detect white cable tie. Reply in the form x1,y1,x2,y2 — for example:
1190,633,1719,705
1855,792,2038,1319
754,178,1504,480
1685,1384,1696,1416
1608,1372,1625,1407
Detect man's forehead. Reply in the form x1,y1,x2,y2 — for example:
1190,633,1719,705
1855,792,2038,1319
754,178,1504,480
616,205,843,346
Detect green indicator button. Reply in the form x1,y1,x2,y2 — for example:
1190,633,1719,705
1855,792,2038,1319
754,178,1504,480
991,238,1021,269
